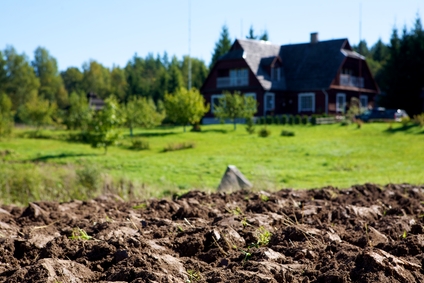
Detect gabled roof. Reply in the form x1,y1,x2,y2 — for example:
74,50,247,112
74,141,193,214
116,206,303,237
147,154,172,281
224,39,286,91
215,37,363,92
279,39,348,91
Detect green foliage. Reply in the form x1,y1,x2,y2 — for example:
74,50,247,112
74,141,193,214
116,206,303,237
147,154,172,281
123,96,165,136
382,16,424,115
213,91,257,130
347,97,361,121
87,96,123,154
18,92,57,131
2,46,40,111
310,115,317,125
301,115,308,125
61,67,84,95
32,47,68,108
76,163,100,193
281,115,287,125
0,93,14,137
82,60,111,99
246,26,269,41
258,127,271,137
130,138,150,150
210,25,232,68
164,87,209,132
254,226,272,246
281,130,295,137
294,115,301,125
413,113,424,127
288,115,294,125
64,91,92,130
245,116,255,134
265,115,273,124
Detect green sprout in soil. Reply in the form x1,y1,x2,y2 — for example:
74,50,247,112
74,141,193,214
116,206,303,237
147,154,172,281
132,203,147,210
254,226,272,247
401,230,407,239
227,206,243,216
240,249,252,262
69,228,92,241
260,194,269,202
186,269,200,282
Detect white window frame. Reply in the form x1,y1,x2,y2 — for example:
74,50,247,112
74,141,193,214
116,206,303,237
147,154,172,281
336,93,346,113
211,94,224,113
360,95,368,110
263,92,275,114
298,92,315,113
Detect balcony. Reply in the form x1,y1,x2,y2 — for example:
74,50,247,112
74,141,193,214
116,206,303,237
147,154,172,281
340,74,364,88
216,76,249,88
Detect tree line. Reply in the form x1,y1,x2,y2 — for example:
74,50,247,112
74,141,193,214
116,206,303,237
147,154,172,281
353,16,424,115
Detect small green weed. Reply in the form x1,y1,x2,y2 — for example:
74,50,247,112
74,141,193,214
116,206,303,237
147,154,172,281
186,269,201,282
132,203,147,209
255,226,272,246
69,228,92,240
260,194,269,202
240,249,252,262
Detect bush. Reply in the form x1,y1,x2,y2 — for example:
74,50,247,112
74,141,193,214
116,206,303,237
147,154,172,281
310,115,317,125
77,163,101,194
190,123,201,132
130,138,150,150
163,142,195,152
273,116,280,125
256,117,265,125
245,117,255,134
294,115,301,125
413,113,424,128
266,116,273,124
288,115,294,125
301,115,308,125
340,120,350,126
281,130,295,137
258,127,271,137
281,115,287,125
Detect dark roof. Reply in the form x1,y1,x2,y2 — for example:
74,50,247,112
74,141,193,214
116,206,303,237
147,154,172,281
87,92,105,110
216,38,360,92
280,39,348,91
225,39,285,91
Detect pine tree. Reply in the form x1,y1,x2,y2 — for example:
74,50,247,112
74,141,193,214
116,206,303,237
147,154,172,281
210,25,232,69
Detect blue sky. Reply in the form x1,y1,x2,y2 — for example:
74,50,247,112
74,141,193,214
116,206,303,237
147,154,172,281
1,0,422,71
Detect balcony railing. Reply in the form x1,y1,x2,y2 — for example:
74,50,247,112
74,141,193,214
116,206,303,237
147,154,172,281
340,74,364,88
217,76,249,88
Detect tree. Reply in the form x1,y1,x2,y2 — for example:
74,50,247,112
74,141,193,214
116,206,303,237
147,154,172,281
123,96,165,136
18,91,57,132
3,46,40,111
259,30,269,41
213,91,257,130
210,25,232,68
61,67,84,95
381,16,424,115
180,56,208,90
110,66,128,101
164,87,209,132
167,56,183,94
353,40,370,57
82,60,111,99
87,96,123,154
63,91,93,130
246,26,257,39
32,47,68,108
0,93,14,136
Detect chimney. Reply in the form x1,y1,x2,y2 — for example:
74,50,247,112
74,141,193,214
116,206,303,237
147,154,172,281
310,32,319,44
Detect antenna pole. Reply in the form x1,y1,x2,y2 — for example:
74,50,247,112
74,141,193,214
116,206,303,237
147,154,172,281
188,0,192,90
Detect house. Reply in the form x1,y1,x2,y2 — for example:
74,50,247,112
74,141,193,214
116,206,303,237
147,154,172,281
200,33,379,123
87,92,105,110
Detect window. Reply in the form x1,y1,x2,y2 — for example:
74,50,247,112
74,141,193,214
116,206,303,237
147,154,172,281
360,95,368,110
336,93,346,113
229,68,249,86
271,67,281,81
298,93,315,112
211,94,224,113
264,92,275,113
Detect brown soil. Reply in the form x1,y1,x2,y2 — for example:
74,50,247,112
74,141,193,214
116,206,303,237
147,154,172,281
1,183,424,282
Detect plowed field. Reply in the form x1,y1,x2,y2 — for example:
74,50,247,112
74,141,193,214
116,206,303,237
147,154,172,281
1,184,424,282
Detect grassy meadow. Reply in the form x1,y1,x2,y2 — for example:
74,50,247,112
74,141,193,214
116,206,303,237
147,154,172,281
1,122,423,205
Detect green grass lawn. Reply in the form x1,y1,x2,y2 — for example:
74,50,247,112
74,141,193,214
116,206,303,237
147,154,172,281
1,122,423,203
